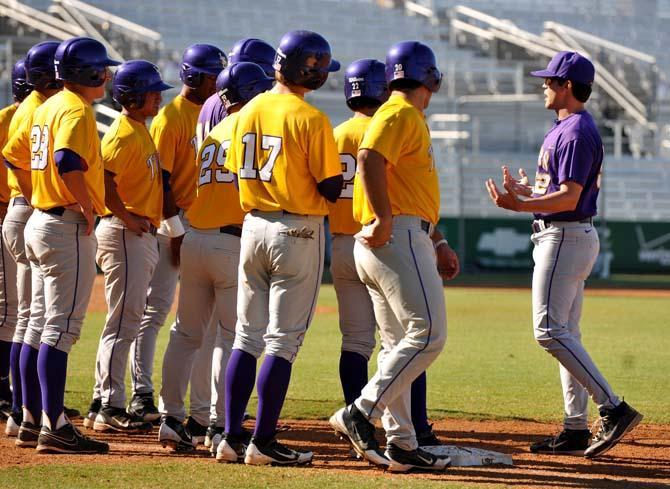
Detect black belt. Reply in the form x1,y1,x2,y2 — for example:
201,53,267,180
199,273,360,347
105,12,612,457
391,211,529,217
532,217,593,233
368,218,431,234
219,225,242,237
43,206,66,216
13,196,29,206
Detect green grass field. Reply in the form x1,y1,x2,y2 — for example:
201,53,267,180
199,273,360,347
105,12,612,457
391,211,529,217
3,285,668,488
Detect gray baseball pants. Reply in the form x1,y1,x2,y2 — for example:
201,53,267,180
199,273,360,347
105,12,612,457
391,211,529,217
532,222,620,430
353,215,447,451
159,228,237,424
24,210,96,353
92,217,159,408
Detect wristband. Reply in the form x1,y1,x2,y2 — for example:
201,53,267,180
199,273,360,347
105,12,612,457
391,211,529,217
162,215,185,238
434,238,449,250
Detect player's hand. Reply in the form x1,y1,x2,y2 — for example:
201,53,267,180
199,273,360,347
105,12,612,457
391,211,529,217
356,216,393,248
486,176,521,212
125,214,150,237
81,205,95,235
501,166,533,197
435,242,460,280
170,234,185,267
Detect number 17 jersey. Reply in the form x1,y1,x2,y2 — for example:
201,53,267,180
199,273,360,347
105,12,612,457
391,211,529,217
224,91,341,215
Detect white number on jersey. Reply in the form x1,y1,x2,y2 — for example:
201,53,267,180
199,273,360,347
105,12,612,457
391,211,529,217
198,140,234,186
30,125,49,170
339,153,356,199
239,132,282,182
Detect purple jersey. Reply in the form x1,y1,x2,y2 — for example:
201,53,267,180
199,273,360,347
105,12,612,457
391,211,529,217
196,93,227,150
532,110,603,221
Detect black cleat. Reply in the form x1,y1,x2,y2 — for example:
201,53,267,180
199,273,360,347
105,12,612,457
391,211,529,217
15,421,41,448
4,410,21,436
83,398,101,429
584,401,643,459
329,404,389,467
0,398,12,419
93,406,153,433
64,406,81,419
205,422,224,450
36,423,109,454
417,424,443,447
530,429,591,455
385,443,450,472
127,392,161,424
216,430,252,463
185,416,208,445
245,437,313,466
158,416,194,452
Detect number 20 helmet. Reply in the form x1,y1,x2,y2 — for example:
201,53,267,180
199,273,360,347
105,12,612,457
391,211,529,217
385,41,442,93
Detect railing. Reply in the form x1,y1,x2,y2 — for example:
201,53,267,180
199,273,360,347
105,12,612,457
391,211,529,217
0,0,84,40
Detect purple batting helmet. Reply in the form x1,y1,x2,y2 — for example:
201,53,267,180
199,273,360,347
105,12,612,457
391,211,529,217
273,30,340,90
180,44,227,88
385,41,442,93
229,38,276,78
11,58,32,102
25,41,63,90
112,60,172,109
54,37,121,87
344,58,389,109
216,61,274,110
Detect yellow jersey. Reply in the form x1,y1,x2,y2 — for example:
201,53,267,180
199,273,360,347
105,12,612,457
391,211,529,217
354,94,440,225
3,89,105,214
187,112,245,229
5,90,48,199
150,94,201,211
0,104,18,204
101,114,163,226
328,116,371,235
224,92,341,215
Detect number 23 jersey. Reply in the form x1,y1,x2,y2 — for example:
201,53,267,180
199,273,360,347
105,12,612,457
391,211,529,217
3,89,104,213
328,116,370,235
224,91,341,215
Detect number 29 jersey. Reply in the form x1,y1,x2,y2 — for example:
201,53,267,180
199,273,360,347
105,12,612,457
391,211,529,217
3,89,104,213
224,91,341,216
327,116,370,235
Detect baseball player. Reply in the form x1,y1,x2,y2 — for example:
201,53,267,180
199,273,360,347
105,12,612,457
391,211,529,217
330,58,442,449
3,36,120,453
90,60,171,434
194,38,275,449
330,41,459,472
0,58,30,423
83,44,225,432
160,62,273,454
2,42,65,445
218,30,342,465
196,38,275,149
486,51,642,458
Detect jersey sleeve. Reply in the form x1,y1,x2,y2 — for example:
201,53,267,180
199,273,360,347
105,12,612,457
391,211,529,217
150,114,177,174
308,116,341,183
2,116,32,171
102,127,133,181
52,109,92,166
555,138,593,187
359,107,409,166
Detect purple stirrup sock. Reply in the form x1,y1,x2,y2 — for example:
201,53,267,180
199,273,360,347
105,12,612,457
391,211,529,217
0,340,11,401
254,355,292,441
19,344,41,422
9,342,23,412
339,350,368,405
411,371,431,434
37,344,68,427
224,349,256,435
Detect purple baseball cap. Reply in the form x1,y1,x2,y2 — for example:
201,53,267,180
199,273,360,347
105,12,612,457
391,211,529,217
530,51,595,85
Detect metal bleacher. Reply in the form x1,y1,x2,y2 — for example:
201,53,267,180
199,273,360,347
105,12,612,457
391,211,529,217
3,0,670,222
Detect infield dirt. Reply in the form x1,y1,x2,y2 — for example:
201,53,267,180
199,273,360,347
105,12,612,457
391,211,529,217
1,417,668,488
